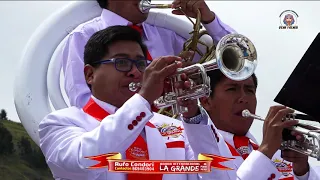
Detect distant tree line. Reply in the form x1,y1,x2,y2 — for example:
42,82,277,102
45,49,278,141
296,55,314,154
0,109,48,169
0,122,14,154
0,109,7,120
17,136,48,168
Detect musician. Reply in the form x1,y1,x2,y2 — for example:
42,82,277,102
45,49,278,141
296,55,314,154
39,25,203,180
62,0,236,108
182,69,320,180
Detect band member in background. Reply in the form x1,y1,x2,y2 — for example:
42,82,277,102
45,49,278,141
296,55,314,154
182,69,320,180
61,0,236,108
39,25,202,180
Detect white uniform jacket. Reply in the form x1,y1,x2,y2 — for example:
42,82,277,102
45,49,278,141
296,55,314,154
183,112,320,180
39,94,199,180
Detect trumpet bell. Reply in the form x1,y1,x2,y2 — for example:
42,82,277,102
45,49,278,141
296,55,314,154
216,34,257,81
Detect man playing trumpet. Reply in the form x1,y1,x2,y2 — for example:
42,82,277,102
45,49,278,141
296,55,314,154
61,0,236,108
182,69,320,180
39,25,202,180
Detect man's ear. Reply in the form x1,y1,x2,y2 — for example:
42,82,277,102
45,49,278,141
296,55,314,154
200,97,211,111
84,64,95,86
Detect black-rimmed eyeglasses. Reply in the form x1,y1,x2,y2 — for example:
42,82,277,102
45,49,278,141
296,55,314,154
92,58,150,72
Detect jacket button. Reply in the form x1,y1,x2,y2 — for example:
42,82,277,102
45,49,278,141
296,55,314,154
132,120,138,126
271,173,275,179
140,112,146,117
128,124,134,130
136,116,142,121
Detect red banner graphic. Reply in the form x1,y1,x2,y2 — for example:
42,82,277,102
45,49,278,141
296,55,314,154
85,152,120,169
85,153,234,173
198,153,234,170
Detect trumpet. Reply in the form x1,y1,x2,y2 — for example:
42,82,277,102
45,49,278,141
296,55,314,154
129,33,258,115
242,109,320,160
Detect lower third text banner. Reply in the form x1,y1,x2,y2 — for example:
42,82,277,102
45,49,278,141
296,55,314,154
85,153,234,174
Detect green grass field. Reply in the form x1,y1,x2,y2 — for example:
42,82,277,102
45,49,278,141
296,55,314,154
0,119,53,180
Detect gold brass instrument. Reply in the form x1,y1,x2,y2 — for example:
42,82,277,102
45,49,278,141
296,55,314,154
139,0,214,63
242,109,320,160
131,0,257,118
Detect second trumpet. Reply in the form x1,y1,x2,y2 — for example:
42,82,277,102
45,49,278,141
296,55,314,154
242,109,320,161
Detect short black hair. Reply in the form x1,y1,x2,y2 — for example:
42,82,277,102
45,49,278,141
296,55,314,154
96,0,108,9
207,70,258,97
84,25,148,66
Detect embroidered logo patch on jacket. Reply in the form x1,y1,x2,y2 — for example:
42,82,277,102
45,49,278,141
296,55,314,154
127,147,149,160
272,158,294,179
156,123,184,138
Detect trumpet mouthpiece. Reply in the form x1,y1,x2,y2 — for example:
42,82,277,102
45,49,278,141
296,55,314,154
241,109,264,121
129,82,141,92
242,109,251,118
139,0,173,13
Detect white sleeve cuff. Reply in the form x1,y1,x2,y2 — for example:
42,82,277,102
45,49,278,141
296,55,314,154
135,93,151,111
237,150,281,180
181,106,209,124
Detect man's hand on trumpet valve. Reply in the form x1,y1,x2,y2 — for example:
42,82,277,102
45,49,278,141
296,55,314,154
138,56,183,105
171,0,215,23
174,73,200,118
175,50,200,118
180,50,196,67
281,131,310,176
258,106,298,159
